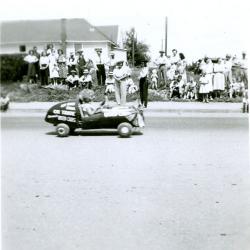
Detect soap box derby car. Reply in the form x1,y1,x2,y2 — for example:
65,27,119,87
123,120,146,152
45,100,145,137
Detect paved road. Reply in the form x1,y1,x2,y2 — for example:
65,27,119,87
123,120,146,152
1,115,249,250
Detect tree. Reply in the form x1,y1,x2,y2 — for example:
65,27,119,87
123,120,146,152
123,28,150,67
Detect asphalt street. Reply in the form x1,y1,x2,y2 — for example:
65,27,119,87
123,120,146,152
1,115,249,250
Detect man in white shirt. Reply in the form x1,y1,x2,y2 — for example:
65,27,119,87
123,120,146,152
155,51,168,87
113,61,128,105
94,48,106,85
239,51,248,88
138,60,149,108
224,54,233,90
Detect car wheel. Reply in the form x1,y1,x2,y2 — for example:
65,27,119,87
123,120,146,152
56,123,70,137
117,122,133,138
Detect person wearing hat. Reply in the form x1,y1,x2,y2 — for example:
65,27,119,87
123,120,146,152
239,51,248,89
104,71,115,103
138,60,149,108
106,52,116,72
94,48,106,85
77,50,86,77
224,54,233,90
67,52,77,74
66,70,79,90
155,50,169,87
113,60,129,105
79,69,93,89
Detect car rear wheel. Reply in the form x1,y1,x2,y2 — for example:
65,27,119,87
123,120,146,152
117,122,133,138
56,123,70,137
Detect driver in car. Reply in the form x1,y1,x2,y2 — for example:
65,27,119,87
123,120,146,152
78,89,97,117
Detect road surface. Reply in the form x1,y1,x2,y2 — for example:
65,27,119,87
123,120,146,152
1,115,249,250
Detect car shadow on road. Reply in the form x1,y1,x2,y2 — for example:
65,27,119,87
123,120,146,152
46,130,143,137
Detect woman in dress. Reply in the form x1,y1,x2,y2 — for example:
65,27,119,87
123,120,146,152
178,52,187,85
39,51,49,86
48,49,58,84
57,49,67,84
213,58,225,98
24,50,38,83
202,57,214,100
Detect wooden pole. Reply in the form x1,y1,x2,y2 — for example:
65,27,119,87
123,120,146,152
132,30,135,67
165,16,168,56
61,18,67,54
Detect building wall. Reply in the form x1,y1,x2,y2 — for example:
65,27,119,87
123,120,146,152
0,42,61,54
0,41,127,62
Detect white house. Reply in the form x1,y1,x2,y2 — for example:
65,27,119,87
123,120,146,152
0,18,127,62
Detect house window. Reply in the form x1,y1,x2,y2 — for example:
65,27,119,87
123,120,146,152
19,45,26,52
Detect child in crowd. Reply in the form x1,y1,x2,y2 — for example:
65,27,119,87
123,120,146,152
229,77,245,98
150,69,158,90
66,70,79,90
170,75,183,99
184,77,197,100
104,72,115,102
50,63,59,86
127,75,138,94
79,69,93,89
199,73,209,102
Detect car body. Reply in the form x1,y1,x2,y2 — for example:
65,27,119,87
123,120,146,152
45,100,145,137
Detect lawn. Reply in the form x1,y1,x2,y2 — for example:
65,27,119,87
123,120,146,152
0,68,243,103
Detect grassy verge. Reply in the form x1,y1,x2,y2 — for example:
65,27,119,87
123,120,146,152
0,69,243,103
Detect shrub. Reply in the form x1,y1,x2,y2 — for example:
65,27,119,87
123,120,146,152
0,54,28,82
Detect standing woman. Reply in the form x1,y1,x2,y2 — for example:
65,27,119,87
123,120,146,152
113,61,129,105
48,49,58,84
39,51,49,86
138,60,149,108
213,58,225,98
24,50,38,83
203,57,214,100
57,49,67,84
178,52,187,85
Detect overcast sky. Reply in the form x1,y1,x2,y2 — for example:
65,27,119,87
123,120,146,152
0,0,248,62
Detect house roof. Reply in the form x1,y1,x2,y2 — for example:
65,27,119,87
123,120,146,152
0,18,117,45
95,25,119,44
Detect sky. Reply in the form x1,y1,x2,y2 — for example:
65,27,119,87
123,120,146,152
0,0,248,62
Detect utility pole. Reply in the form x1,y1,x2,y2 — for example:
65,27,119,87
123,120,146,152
61,18,67,54
165,16,168,56
132,29,135,67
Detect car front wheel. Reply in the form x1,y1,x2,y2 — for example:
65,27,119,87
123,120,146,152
56,123,70,137
117,122,133,138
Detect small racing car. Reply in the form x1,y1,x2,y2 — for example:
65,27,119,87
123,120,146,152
45,100,145,137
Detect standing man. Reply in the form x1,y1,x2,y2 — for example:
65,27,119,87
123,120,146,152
239,51,248,89
170,49,180,65
224,54,233,90
77,49,86,77
155,50,168,87
113,61,128,105
138,60,149,108
94,48,106,85
33,46,40,83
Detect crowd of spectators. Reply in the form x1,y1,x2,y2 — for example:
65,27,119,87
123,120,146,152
149,50,248,102
22,44,248,107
